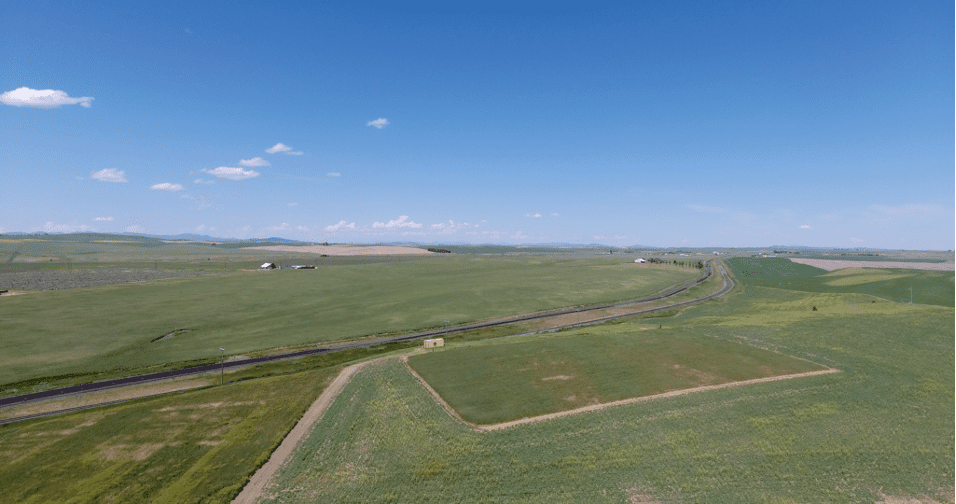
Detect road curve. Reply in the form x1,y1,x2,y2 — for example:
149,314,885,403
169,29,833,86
0,261,733,421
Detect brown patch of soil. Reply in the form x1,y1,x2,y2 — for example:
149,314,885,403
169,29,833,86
542,375,573,381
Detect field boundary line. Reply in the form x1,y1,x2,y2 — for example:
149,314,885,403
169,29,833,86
231,359,376,504
405,362,839,432
401,353,480,430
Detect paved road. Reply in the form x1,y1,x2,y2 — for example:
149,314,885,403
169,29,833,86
0,261,733,423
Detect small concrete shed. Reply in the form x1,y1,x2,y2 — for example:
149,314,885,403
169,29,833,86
423,338,444,349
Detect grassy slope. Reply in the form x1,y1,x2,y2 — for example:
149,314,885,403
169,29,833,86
0,366,338,504
262,266,953,503
408,329,823,424
0,256,697,391
729,257,954,306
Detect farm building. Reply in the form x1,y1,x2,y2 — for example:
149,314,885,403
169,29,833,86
634,258,646,263
423,338,444,349
260,262,276,270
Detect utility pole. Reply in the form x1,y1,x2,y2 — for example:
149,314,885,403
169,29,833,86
219,347,225,385
910,287,913,304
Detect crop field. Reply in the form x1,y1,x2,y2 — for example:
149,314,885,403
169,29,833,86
729,257,954,306
0,253,698,396
407,328,825,425
258,261,953,503
0,366,338,504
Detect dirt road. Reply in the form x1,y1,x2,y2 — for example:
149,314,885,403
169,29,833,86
231,360,373,504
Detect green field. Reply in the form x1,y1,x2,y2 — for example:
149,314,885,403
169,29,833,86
0,255,697,395
2,248,951,503
408,328,824,425
728,257,954,306
258,263,953,503
0,366,338,504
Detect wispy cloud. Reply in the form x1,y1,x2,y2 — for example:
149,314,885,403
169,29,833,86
367,118,389,129
206,167,259,180
93,216,114,221
687,204,727,214
799,224,813,230
1,87,93,108
43,221,92,233
240,156,270,167
151,183,184,191
193,178,215,185
325,220,356,231
91,168,127,183
327,172,341,177
872,204,943,215
287,202,298,207
526,213,542,218
372,215,422,229
266,143,303,155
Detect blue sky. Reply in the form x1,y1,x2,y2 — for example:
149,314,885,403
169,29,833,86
2,1,952,249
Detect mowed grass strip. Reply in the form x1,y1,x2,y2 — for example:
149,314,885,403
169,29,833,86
0,256,697,391
407,328,825,425
0,367,337,504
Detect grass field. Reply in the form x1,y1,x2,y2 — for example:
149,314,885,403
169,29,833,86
0,366,338,504
258,263,953,503
0,255,698,396
407,328,824,425
728,257,954,307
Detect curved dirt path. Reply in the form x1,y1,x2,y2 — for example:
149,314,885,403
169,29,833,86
231,360,373,504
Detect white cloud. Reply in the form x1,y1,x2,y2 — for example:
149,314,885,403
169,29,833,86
367,118,389,129
296,225,309,232
240,157,270,167
43,221,92,233
325,220,356,231
194,178,215,185
372,215,422,229
93,216,114,221
91,168,127,183
849,237,864,243
327,172,341,177
206,167,259,180
552,213,559,216
268,223,291,232
266,143,303,155
799,224,813,230
287,202,298,207
1,87,93,108
526,213,542,218
151,182,184,191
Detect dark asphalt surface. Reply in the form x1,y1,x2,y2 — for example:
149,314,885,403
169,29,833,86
0,261,732,424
